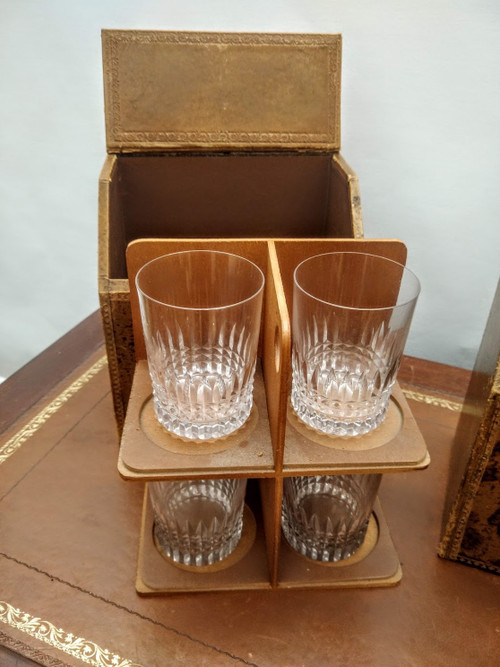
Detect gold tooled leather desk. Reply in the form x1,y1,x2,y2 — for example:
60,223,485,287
0,312,498,667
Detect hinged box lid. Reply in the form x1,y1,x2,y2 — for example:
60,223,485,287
102,30,341,153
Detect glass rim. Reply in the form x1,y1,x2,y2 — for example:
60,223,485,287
135,249,265,311
293,251,421,312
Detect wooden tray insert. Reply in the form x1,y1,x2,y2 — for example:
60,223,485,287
120,237,431,592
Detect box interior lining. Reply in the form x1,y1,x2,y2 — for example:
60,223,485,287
107,154,353,279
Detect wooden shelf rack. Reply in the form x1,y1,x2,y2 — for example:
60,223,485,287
119,238,429,593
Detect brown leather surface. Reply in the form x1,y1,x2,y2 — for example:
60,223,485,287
1,347,499,666
0,311,103,434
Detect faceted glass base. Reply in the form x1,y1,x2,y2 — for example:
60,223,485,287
281,475,381,563
150,479,246,567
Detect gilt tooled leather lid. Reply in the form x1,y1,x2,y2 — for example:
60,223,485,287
102,30,341,153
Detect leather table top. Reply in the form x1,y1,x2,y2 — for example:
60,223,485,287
0,322,498,666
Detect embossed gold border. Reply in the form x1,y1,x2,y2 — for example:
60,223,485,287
0,355,141,665
0,355,462,663
102,30,341,150
401,388,462,412
0,601,142,666
0,356,108,465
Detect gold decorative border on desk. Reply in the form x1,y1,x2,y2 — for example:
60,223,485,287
0,600,142,666
401,389,462,412
0,352,465,662
0,356,108,466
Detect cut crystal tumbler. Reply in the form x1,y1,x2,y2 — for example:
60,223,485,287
149,478,247,566
292,252,420,436
136,250,264,440
281,474,382,562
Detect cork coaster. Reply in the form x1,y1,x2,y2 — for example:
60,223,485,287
140,397,259,455
287,398,403,452
153,504,257,573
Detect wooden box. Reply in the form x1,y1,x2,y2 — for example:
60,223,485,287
98,30,364,432
439,279,500,574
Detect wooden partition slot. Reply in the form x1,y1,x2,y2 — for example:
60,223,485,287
259,477,284,587
262,241,291,473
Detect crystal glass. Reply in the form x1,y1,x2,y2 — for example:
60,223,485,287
149,478,247,566
281,474,382,562
292,251,420,436
136,250,264,440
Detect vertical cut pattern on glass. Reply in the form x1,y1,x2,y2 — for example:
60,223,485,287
292,321,403,436
150,478,247,567
137,250,264,440
147,325,256,440
292,252,420,436
281,474,382,562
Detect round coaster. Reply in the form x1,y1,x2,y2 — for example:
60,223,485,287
153,504,257,573
140,397,258,455
288,513,379,568
287,398,403,451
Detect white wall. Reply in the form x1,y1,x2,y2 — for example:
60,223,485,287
1,1,499,378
